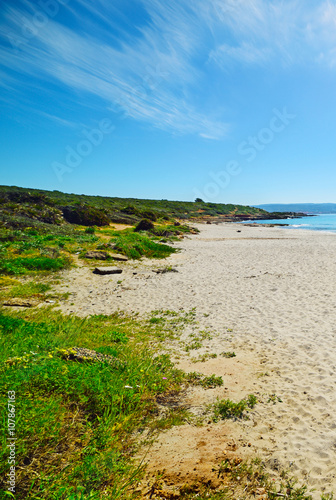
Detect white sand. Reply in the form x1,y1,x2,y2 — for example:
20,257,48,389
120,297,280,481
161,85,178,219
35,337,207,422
55,223,336,497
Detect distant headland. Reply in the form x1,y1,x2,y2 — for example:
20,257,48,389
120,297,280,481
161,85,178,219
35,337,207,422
256,203,336,214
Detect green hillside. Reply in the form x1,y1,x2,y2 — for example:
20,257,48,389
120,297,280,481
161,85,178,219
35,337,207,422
0,185,268,229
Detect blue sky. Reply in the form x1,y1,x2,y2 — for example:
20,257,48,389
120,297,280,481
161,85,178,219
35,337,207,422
1,0,336,204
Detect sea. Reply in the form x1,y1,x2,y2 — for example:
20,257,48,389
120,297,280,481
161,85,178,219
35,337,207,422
249,214,336,233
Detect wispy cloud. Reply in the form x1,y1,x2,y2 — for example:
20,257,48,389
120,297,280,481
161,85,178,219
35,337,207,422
208,0,336,69
209,42,272,66
1,0,336,138
0,0,230,138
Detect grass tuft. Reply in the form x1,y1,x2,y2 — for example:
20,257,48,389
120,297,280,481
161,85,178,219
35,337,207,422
0,256,70,275
213,394,257,421
186,372,223,388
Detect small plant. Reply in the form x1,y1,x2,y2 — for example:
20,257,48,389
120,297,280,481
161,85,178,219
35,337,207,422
85,226,95,234
268,393,283,404
153,408,191,430
247,394,258,408
197,329,213,341
200,374,223,388
213,458,243,477
220,351,236,358
185,372,223,388
213,459,232,476
273,478,315,500
152,266,178,274
213,394,257,420
185,340,202,351
214,398,247,420
109,330,128,343
191,353,217,363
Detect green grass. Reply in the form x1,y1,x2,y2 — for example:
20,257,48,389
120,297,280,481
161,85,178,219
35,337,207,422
184,328,214,352
0,256,70,275
10,282,50,296
0,308,185,499
147,309,197,341
0,222,177,286
191,352,217,363
186,372,223,388
1,281,51,299
152,407,192,430
0,301,332,500
110,231,177,259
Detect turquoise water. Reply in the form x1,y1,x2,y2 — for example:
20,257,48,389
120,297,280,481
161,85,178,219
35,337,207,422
250,214,336,233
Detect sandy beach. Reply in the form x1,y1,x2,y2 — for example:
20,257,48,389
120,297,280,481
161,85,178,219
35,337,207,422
55,222,336,498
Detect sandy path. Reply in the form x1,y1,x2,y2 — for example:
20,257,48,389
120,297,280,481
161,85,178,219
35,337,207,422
54,223,336,498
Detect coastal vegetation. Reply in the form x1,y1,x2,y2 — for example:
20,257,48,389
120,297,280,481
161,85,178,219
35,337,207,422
1,303,324,499
0,308,186,498
0,184,276,230
0,219,187,278
0,186,331,499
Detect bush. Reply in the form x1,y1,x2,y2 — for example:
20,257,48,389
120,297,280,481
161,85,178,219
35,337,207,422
140,210,157,221
7,191,55,206
134,219,155,232
62,206,110,226
214,398,247,419
121,205,139,215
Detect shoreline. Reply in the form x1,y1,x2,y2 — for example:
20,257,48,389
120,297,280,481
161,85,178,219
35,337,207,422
239,218,336,236
54,222,336,498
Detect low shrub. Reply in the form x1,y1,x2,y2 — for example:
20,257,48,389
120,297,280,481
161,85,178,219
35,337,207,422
63,205,110,226
134,219,154,232
213,395,257,420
